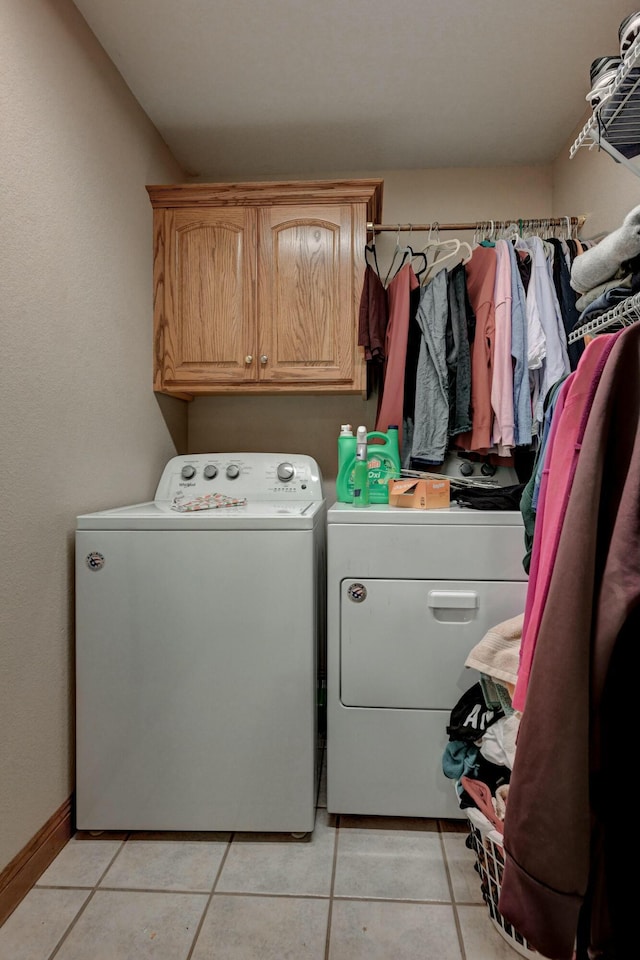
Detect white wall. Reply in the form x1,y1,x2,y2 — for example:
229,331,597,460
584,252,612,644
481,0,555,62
189,164,553,496
0,0,186,871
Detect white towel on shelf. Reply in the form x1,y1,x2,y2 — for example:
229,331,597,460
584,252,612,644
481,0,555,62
571,204,640,294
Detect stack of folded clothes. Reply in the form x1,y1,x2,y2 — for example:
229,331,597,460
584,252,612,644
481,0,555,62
569,204,640,338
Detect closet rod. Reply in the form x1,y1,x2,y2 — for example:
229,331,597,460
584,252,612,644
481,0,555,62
367,216,586,233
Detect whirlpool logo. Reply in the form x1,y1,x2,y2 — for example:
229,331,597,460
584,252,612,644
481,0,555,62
347,582,367,603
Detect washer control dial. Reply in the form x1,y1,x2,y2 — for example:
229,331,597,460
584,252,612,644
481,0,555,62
226,464,240,480
277,462,295,482
203,465,218,480
181,465,196,480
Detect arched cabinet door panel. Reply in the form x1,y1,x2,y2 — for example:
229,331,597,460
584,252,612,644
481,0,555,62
154,207,257,390
257,205,353,385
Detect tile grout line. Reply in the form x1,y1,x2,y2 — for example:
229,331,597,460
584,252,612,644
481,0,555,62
438,821,468,960
32,762,483,959
184,833,234,960
46,835,129,960
323,811,340,960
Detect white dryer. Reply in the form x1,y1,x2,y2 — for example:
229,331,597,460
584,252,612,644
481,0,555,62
75,453,325,834
326,502,527,820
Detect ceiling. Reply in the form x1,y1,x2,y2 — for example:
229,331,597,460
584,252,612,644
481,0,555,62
72,0,636,179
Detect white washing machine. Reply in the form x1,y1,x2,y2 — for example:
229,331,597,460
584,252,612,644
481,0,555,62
75,453,325,834
326,502,527,820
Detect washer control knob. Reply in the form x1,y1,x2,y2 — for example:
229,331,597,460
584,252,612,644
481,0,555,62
181,465,196,480
277,462,295,482
226,464,240,480
459,461,474,477
203,465,218,480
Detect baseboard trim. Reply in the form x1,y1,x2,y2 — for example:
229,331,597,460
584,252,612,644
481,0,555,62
0,796,73,926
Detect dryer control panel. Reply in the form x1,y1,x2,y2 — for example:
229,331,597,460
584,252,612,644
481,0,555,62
154,453,324,502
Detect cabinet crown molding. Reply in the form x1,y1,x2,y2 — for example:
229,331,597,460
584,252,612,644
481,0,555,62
146,178,383,221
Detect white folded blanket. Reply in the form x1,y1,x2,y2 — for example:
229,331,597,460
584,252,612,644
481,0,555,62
571,204,640,294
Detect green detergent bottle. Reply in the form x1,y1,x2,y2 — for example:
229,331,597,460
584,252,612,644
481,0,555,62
336,425,357,502
336,423,401,504
366,425,401,503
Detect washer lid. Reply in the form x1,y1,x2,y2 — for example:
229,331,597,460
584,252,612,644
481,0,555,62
77,500,325,530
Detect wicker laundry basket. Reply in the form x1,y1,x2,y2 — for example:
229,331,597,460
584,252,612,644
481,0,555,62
465,806,550,959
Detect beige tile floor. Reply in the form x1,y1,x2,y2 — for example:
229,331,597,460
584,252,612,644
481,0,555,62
0,749,522,960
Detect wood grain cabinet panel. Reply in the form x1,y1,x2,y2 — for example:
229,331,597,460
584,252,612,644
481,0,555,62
159,208,256,389
147,179,383,398
257,205,353,384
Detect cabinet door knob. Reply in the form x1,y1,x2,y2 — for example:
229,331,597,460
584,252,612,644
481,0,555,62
260,355,268,364
245,355,253,364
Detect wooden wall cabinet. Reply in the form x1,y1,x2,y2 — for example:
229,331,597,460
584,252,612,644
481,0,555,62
146,179,384,398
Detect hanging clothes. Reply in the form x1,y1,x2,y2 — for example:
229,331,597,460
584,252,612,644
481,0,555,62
521,235,571,432
375,262,420,450
357,262,388,363
358,260,389,394
519,376,567,574
361,223,578,471
505,241,532,447
401,267,427,450
545,236,584,370
491,240,515,456
445,262,473,439
409,268,450,467
453,245,498,454
500,321,640,959
512,333,616,714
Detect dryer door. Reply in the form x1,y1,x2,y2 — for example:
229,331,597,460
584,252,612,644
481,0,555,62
340,578,527,709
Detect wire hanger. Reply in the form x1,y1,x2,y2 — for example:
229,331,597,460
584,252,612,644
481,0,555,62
383,225,413,286
364,231,383,281
410,248,430,281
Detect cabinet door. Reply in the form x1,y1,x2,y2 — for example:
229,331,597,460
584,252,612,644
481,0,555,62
154,207,257,389
257,205,356,385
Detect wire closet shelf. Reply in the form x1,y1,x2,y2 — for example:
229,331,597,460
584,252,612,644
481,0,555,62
568,290,640,344
570,33,640,176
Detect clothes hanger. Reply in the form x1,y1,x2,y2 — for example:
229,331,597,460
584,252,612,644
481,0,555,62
498,221,520,244
479,220,496,247
419,223,458,280
410,248,429,281
473,220,491,247
364,229,383,281
402,225,429,279
458,240,473,264
383,225,412,286
421,233,474,282
422,240,461,281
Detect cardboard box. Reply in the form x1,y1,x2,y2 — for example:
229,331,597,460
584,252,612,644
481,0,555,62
388,477,450,510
